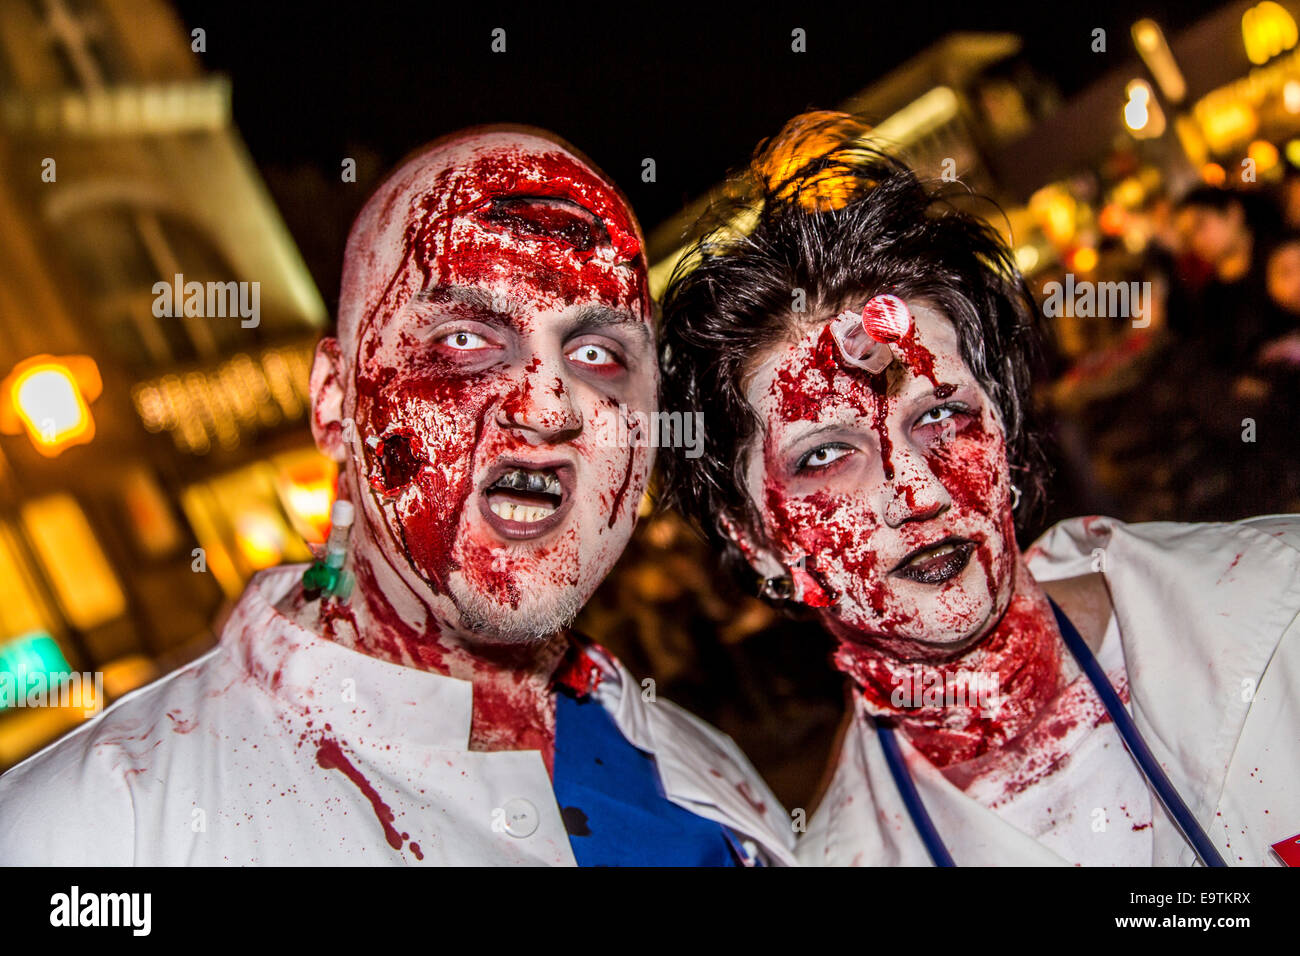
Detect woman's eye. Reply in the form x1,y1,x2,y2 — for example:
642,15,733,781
797,444,852,471
567,343,618,367
440,330,491,351
914,402,973,443
915,405,956,427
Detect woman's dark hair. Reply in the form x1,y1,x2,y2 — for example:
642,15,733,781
659,111,1052,588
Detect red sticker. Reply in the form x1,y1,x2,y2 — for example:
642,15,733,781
1271,832,1300,866
861,294,912,343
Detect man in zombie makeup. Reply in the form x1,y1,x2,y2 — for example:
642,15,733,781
661,112,1300,867
0,127,796,866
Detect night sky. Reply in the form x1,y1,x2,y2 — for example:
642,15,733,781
171,0,1226,307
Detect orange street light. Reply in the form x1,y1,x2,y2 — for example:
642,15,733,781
1243,1,1298,65
0,355,102,458
1132,20,1186,103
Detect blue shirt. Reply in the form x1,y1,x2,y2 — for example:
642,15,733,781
552,689,745,866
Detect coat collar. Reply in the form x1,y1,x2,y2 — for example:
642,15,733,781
588,647,799,865
220,564,474,750
226,566,799,864
1027,516,1300,864
825,697,1072,866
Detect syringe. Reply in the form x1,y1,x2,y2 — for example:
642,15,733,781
302,499,356,601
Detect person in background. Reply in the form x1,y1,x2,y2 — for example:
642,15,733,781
1262,233,1300,366
1175,186,1286,374
1276,167,1300,232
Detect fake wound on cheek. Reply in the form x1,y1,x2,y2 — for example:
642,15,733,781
923,414,1007,514
761,480,886,609
607,443,639,530
370,429,423,496
924,415,1014,602
354,381,491,595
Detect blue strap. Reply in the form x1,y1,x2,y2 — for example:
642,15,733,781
1048,597,1227,867
877,723,956,866
879,601,1227,867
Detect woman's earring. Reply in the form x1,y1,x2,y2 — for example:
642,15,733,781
761,575,794,601
1010,484,1022,511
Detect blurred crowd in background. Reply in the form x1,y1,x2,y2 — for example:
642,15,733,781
1038,172,1300,527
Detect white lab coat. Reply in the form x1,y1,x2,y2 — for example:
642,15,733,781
798,515,1300,866
0,565,797,866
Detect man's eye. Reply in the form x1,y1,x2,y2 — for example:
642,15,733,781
567,344,618,367
440,330,491,350
797,444,852,471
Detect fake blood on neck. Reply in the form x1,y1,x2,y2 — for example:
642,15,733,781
834,569,1066,769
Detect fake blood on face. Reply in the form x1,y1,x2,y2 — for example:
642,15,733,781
759,309,987,630
371,429,424,496
893,328,942,390
748,302,1061,774
347,133,653,629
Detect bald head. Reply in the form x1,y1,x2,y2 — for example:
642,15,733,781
337,126,648,358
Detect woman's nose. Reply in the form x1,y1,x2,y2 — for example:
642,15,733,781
879,444,951,528
495,358,582,445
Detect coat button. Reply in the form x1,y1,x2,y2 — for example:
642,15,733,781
501,798,539,838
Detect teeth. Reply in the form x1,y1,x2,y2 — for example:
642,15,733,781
491,468,562,495
489,501,557,523
905,542,959,566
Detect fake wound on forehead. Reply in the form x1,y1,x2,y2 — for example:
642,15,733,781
475,196,627,260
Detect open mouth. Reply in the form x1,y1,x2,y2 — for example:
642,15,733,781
891,537,976,585
477,460,575,541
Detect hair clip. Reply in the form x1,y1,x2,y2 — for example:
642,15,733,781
829,294,913,373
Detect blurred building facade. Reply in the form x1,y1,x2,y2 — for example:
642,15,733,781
646,32,1061,297
0,0,331,767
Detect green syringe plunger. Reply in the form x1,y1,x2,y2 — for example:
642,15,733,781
302,499,356,601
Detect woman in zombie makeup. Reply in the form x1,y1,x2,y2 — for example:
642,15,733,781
660,111,1300,866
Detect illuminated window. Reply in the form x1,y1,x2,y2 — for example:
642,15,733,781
0,631,72,713
53,205,249,372
181,459,316,598
272,448,338,545
20,494,126,630
0,521,59,642
120,466,183,558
